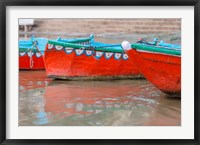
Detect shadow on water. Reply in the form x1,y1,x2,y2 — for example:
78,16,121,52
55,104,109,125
19,71,181,126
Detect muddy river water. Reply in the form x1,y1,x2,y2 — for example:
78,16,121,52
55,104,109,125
19,70,181,126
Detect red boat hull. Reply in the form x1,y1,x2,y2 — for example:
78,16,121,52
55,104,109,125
19,51,45,70
44,44,141,79
126,49,181,95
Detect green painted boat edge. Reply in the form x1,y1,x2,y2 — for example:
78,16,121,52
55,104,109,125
58,38,92,43
94,47,123,53
131,43,181,56
48,40,124,53
48,40,89,49
19,47,40,52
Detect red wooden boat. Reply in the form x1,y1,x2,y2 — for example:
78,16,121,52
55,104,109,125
19,37,47,70
122,40,181,95
19,49,45,70
44,35,141,80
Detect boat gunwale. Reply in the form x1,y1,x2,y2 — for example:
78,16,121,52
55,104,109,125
19,47,41,52
131,43,181,56
47,39,124,53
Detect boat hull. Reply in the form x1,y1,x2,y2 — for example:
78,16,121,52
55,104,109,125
126,49,181,95
19,51,45,70
44,44,141,80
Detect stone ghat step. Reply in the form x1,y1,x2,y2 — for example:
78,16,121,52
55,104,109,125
20,18,181,34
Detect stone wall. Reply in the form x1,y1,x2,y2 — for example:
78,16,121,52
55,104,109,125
29,18,181,35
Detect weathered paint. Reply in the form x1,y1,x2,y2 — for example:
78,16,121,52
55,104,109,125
19,51,45,70
44,42,141,80
126,48,181,95
19,37,47,70
19,36,92,70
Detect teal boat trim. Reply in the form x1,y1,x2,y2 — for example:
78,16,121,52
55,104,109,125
131,43,181,56
137,38,181,49
48,40,124,53
19,47,40,52
57,37,92,43
48,40,90,49
94,46,123,53
19,36,48,54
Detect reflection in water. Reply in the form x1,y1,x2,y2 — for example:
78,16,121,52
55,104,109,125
19,71,181,126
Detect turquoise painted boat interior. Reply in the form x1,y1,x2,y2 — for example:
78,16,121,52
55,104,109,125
138,38,181,49
158,41,181,49
90,41,123,53
131,43,181,56
56,37,91,43
49,35,124,53
19,36,48,54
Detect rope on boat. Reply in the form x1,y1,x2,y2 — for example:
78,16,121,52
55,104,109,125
33,40,39,51
29,50,34,68
29,41,38,69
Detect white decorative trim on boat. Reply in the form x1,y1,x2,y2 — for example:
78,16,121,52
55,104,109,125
75,49,84,56
48,44,54,49
96,51,104,58
27,51,34,57
105,52,113,59
36,52,42,58
19,52,26,56
114,53,122,60
65,47,73,54
55,45,63,50
85,50,93,56
122,54,129,60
